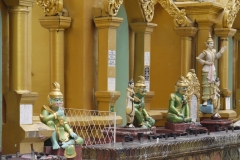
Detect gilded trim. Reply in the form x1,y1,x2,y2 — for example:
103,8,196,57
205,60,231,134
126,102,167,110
139,0,155,22
36,0,63,16
155,0,192,27
105,0,123,17
223,0,240,28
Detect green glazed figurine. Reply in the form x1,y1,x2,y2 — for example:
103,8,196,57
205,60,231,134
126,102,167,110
133,76,155,128
40,82,84,158
166,76,192,123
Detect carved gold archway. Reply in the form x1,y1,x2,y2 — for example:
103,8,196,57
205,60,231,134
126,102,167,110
223,0,240,28
152,0,193,26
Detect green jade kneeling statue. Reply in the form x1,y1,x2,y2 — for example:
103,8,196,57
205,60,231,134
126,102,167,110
40,82,84,158
133,76,155,128
166,76,192,123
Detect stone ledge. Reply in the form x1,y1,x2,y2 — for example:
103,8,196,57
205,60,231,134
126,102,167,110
201,110,237,120
148,110,163,120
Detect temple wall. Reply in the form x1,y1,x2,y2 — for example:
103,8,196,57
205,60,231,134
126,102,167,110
150,4,181,110
31,3,49,115
1,1,8,96
31,0,96,115
1,0,10,123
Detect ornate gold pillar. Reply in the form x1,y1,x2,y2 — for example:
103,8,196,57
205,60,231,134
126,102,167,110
2,0,52,154
130,22,157,111
94,17,122,111
39,16,71,94
174,27,198,76
214,28,236,110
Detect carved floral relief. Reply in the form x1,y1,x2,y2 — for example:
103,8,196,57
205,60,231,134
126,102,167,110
36,0,63,16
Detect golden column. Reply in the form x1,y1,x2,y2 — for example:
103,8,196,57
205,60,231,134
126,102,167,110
174,27,198,76
94,17,122,111
39,16,71,94
2,0,52,154
214,28,236,109
8,6,30,92
130,22,157,112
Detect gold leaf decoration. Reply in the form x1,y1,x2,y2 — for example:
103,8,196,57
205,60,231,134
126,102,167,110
156,0,192,27
185,69,200,100
36,0,63,16
223,0,240,28
139,0,155,22
105,0,123,16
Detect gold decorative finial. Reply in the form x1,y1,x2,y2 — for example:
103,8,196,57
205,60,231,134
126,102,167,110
48,82,63,98
135,76,146,87
176,76,188,87
36,0,63,16
206,32,213,43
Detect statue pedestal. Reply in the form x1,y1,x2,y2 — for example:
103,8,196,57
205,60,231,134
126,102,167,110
162,122,208,135
44,146,82,160
165,122,192,132
200,119,233,132
110,127,156,142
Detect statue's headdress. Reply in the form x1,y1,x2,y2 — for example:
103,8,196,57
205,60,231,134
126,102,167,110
48,82,63,98
176,76,188,87
206,32,213,43
135,76,146,87
128,79,134,85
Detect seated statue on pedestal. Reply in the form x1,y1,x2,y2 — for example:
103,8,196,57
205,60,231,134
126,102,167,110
40,82,83,158
133,76,155,128
166,76,192,123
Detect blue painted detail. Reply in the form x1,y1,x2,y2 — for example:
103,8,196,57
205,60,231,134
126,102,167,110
200,100,213,114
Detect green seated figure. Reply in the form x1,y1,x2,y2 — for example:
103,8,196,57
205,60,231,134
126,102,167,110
166,76,192,123
133,76,155,128
40,82,83,158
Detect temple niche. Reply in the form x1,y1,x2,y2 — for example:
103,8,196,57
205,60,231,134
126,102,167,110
1,0,240,159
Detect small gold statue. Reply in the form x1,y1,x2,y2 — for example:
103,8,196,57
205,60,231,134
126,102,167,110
212,78,221,118
166,76,192,123
40,82,83,158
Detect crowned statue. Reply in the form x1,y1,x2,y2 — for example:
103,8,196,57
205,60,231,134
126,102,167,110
196,33,226,117
40,82,84,158
125,79,136,128
166,76,192,123
133,76,155,128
